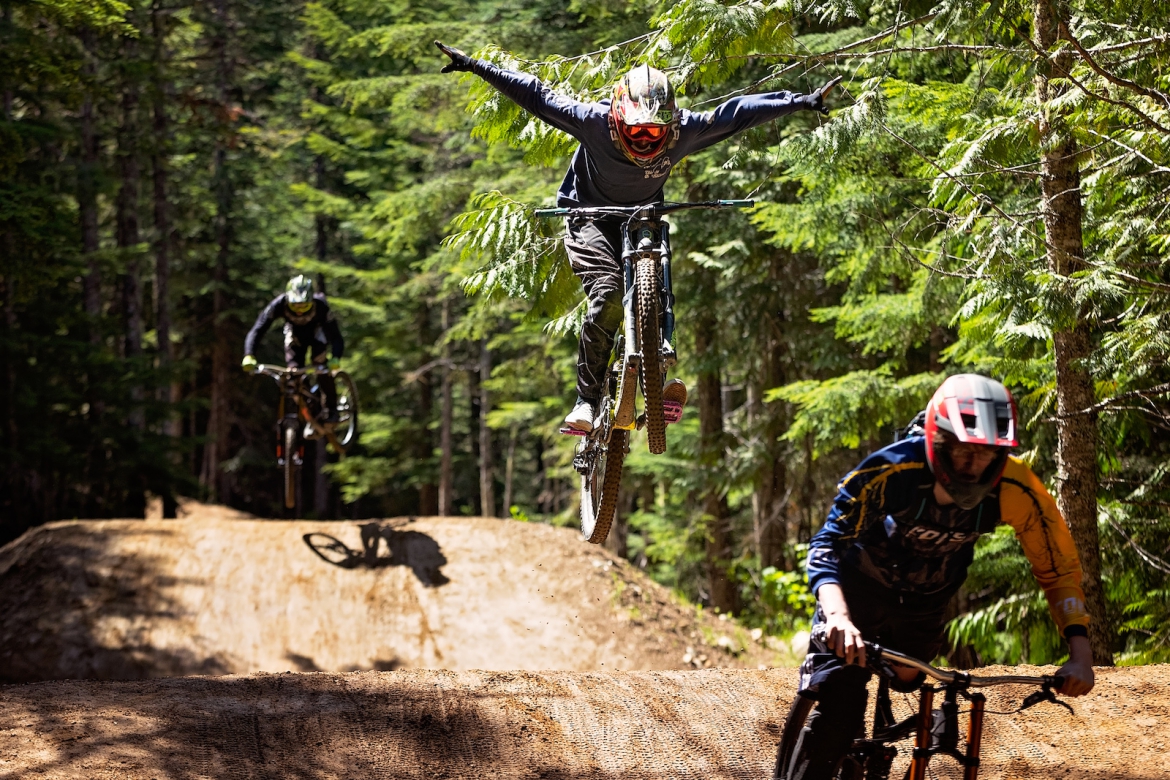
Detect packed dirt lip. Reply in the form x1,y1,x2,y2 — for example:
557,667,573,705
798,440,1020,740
1,665,1166,779
0,513,785,682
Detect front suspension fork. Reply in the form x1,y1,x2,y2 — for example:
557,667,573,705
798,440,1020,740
659,222,676,349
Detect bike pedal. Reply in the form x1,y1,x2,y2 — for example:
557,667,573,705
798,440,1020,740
663,401,683,424
559,426,588,437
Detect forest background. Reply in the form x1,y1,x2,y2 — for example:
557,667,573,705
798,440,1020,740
2,0,1169,667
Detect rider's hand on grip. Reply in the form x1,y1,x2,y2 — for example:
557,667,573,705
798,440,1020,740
327,357,341,371
241,354,258,374
435,40,472,73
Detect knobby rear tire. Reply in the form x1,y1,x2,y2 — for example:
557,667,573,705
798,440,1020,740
773,694,815,780
283,423,298,511
579,429,628,544
636,257,666,454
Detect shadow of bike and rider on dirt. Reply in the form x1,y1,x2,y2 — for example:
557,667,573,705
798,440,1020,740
303,522,450,587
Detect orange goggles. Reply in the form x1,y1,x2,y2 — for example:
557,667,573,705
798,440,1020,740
623,123,669,141
288,301,313,315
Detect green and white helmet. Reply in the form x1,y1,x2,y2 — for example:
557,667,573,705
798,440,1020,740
286,274,314,315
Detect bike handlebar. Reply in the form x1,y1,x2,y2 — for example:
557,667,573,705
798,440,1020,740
867,641,1063,689
255,363,330,378
533,199,756,219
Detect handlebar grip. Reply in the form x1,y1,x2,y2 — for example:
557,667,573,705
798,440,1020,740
718,199,756,207
533,208,569,217
1048,675,1065,689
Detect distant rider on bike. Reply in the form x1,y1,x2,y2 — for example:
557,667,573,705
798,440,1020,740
241,275,345,424
793,374,1096,780
436,41,839,433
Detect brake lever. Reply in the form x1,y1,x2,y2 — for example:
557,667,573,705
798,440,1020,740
1019,683,1074,715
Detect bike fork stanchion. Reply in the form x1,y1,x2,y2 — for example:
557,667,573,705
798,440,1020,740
621,231,638,356
910,686,935,780
963,692,986,780
659,222,675,348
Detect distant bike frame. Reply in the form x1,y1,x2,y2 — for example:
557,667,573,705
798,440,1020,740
535,200,753,543
774,639,1071,780
255,364,358,511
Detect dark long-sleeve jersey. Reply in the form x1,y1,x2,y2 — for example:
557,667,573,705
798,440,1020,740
244,293,344,359
466,59,816,207
808,437,1090,638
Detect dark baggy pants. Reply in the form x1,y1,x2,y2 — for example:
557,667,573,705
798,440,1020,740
284,324,337,414
790,572,950,780
564,218,626,403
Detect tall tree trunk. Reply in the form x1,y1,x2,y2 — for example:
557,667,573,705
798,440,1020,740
752,286,789,570
79,28,101,337
503,425,516,516
468,363,481,515
695,266,738,613
117,38,144,432
416,304,437,514
438,298,453,516
478,339,496,517
201,0,234,503
1033,0,1112,664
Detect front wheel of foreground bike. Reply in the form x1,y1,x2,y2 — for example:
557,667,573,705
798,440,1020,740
773,694,866,780
283,422,299,511
636,257,666,454
333,370,359,448
579,428,628,544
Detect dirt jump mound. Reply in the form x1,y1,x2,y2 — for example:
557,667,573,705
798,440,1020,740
0,514,781,683
1,665,1166,779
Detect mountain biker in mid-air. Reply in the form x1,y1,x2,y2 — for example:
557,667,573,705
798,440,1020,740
241,274,345,424
435,40,840,434
789,374,1096,780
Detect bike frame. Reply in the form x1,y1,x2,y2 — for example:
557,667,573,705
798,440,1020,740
537,199,753,438
258,364,344,454
856,642,1066,780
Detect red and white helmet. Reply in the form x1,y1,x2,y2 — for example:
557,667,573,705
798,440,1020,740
923,374,1019,509
609,65,680,166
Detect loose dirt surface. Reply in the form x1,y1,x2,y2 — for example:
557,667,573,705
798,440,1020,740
1,665,1166,779
0,513,784,682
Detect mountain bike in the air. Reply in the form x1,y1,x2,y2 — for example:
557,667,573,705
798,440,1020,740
535,200,754,543
255,364,358,511
773,639,1073,780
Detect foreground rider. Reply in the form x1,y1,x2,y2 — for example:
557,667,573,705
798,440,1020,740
241,275,344,424
792,374,1096,780
436,41,839,433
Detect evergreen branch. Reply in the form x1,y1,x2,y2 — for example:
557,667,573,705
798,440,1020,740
1020,34,1170,135
1090,35,1170,55
1105,513,1170,575
1062,23,1170,113
1050,381,1170,419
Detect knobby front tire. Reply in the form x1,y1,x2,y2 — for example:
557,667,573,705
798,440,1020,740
773,694,815,780
636,257,666,454
283,423,299,511
579,429,628,544
334,370,359,448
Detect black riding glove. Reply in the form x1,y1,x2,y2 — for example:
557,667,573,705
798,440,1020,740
435,40,473,74
807,75,843,116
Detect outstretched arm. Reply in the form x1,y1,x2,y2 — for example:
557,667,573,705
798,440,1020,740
435,40,594,138
244,295,282,357
685,75,842,153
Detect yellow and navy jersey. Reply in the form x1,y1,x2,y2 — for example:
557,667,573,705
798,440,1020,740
808,437,1090,638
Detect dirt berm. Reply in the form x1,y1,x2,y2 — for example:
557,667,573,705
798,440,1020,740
1,665,1166,778
0,513,786,682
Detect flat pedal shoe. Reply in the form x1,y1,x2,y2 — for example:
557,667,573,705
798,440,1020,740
663,379,687,424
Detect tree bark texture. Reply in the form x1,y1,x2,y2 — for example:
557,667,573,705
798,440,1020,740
438,299,453,516
752,274,789,570
479,339,496,517
201,0,234,503
694,266,738,613
416,304,437,515
79,28,102,337
1034,0,1112,664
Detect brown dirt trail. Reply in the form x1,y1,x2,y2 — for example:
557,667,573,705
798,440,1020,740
0,514,781,681
1,666,1166,779
1,512,1167,778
